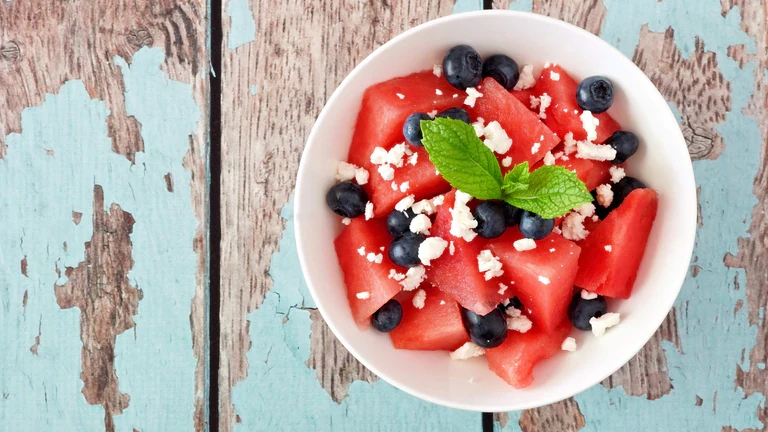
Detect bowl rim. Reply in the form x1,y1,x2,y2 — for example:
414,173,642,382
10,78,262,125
294,9,696,412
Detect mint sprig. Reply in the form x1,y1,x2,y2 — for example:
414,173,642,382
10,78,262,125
420,118,593,219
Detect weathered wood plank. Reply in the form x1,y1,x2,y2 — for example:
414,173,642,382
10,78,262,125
218,0,481,430
0,1,209,430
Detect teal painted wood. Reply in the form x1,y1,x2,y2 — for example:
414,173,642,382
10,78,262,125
0,47,206,431
494,0,768,430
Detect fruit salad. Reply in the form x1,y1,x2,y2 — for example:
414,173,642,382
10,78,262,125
325,44,658,388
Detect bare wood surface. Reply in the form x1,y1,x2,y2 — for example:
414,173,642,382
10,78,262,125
0,1,209,430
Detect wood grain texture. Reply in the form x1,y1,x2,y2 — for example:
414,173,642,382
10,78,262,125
218,0,459,429
0,1,209,430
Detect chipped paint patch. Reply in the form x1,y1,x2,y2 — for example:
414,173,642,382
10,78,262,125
0,46,200,430
453,0,483,14
227,0,256,50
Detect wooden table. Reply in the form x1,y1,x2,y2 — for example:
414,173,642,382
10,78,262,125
1,0,766,430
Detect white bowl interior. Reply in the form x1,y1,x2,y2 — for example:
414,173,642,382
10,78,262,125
295,11,696,412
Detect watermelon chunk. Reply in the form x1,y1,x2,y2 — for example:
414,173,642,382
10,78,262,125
389,286,470,351
347,71,459,216
583,160,614,191
426,190,507,315
486,321,572,388
468,77,560,167
334,218,404,328
488,229,581,331
531,65,621,143
574,188,659,299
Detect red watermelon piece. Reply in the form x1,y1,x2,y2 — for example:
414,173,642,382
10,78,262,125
426,190,507,315
389,286,470,351
486,320,572,388
574,188,659,299
334,218,404,328
468,77,560,168
347,71,459,216
583,160,615,191
531,65,621,144
488,229,581,331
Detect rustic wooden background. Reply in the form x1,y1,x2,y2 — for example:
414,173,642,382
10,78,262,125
1,0,766,430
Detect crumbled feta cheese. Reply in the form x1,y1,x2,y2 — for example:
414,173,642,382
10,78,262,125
433,64,442,77
435,89,443,96
530,95,540,109
561,337,577,352
449,191,478,242
498,283,508,295
380,246,385,251
513,238,536,251
590,312,621,337
388,269,406,281
482,121,513,154
464,87,483,107
365,201,374,220
513,64,535,90
432,194,445,206
579,110,600,141
472,117,485,138
609,166,626,183
391,182,398,191
553,226,562,234
596,184,614,207
355,167,369,185
531,142,541,154
407,152,418,166
604,245,613,252
549,248,556,252
387,143,407,167
366,252,383,264
357,246,366,256
412,199,436,215
427,110,438,118
453,93,458,98
396,93,405,100
576,202,596,217
577,141,617,161
561,211,589,241
592,215,599,222
538,275,550,285
400,265,426,291
477,250,504,280
449,241,455,255
410,214,432,235
581,289,598,300
418,236,448,265
356,291,370,300
440,300,446,305
395,195,416,212
377,164,395,180
370,147,388,164
563,132,578,155
550,71,560,81
400,181,410,192
450,342,486,360
338,218,351,227
412,289,427,309
543,151,556,166
335,161,357,181
501,156,513,167
505,307,533,333
537,93,552,119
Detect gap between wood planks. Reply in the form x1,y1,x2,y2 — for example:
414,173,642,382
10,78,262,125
207,0,496,431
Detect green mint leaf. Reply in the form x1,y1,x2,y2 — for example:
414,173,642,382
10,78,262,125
503,165,593,218
502,162,530,194
421,117,503,200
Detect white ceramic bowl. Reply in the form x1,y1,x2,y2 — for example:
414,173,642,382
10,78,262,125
294,10,696,412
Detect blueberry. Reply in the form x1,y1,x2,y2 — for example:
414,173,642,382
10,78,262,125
326,181,369,218
595,176,646,218
498,296,523,312
372,299,403,332
576,76,614,114
386,209,417,237
403,112,432,147
518,211,555,240
568,292,608,331
605,131,639,164
388,232,426,268
461,307,508,348
482,54,520,90
501,202,522,227
436,107,471,124
473,201,507,239
442,45,483,90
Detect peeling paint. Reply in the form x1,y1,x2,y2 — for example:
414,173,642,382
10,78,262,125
227,0,256,50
